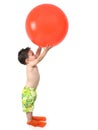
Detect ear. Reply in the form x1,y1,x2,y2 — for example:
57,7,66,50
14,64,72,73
25,58,29,64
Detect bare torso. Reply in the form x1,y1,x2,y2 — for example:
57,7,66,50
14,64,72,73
26,64,40,88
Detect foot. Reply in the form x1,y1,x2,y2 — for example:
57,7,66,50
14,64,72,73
27,119,46,127
32,116,46,121
37,121,46,127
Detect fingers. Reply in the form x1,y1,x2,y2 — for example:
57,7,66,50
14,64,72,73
46,44,53,50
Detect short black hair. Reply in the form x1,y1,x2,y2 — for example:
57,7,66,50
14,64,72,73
18,47,30,65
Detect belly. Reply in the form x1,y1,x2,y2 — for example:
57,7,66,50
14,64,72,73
26,68,40,88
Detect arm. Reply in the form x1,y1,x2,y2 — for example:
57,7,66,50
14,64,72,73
35,47,42,58
30,47,50,66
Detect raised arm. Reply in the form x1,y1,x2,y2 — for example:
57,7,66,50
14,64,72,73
35,47,42,58
30,47,51,66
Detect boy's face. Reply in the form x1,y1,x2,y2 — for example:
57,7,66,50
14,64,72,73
27,50,36,61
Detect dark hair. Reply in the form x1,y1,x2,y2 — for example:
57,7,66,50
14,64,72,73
18,47,30,65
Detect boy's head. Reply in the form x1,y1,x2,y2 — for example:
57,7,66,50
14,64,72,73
18,47,36,65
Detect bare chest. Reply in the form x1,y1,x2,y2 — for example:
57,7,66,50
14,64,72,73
26,66,40,80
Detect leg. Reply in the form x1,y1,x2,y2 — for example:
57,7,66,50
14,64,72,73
26,112,39,126
26,112,46,127
22,87,46,127
26,112,32,122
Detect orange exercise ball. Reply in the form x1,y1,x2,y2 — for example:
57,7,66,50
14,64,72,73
25,4,68,47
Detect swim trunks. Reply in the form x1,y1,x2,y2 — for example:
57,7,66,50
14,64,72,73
22,86,37,112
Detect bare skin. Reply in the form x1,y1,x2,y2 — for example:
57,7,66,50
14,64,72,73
25,46,51,122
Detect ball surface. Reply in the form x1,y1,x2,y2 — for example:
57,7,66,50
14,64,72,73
25,4,68,47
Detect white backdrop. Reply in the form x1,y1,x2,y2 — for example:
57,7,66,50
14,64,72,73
0,0,98,130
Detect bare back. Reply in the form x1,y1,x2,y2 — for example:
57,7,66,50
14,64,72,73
26,63,40,88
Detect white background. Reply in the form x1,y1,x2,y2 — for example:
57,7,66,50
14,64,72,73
0,0,98,130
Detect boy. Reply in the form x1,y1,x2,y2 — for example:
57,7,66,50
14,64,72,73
18,46,51,127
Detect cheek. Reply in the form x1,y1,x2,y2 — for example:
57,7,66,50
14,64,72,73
34,55,37,59
30,56,36,60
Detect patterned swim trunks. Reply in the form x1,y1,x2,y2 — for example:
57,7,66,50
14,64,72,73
22,86,37,112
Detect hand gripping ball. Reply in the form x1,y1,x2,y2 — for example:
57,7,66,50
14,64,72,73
25,4,69,47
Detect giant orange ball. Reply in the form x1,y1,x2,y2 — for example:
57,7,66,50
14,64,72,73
25,4,68,47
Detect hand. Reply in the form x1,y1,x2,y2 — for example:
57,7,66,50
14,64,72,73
45,44,53,50
38,46,42,49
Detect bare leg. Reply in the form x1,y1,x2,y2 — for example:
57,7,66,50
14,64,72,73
26,112,32,122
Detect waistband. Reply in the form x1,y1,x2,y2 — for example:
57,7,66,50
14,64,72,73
24,86,36,91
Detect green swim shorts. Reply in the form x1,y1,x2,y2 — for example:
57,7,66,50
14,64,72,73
22,86,37,112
